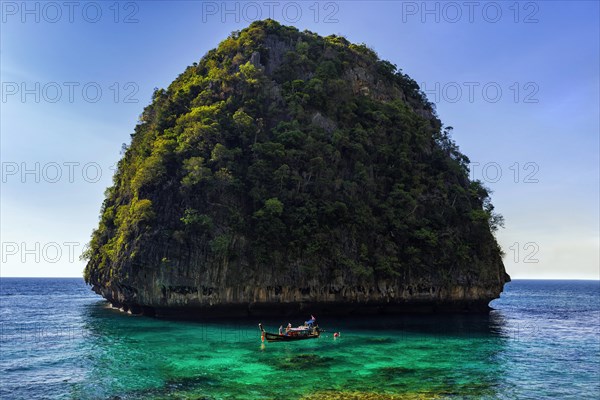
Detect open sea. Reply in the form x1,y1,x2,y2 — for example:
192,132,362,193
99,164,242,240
0,278,598,399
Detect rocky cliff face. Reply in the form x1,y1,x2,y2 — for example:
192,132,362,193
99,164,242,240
84,20,509,317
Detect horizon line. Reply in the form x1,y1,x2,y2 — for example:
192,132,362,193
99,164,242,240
0,276,599,281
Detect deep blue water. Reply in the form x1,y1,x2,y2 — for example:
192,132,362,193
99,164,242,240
0,278,599,399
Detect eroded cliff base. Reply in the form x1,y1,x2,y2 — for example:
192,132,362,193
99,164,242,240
93,283,505,319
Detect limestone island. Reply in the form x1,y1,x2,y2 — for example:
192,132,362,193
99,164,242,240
83,20,510,318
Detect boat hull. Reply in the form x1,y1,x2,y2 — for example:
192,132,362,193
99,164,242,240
259,323,320,342
263,331,319,342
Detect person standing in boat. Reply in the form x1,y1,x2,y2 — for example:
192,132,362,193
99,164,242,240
305,315,316,327
278,325,283,335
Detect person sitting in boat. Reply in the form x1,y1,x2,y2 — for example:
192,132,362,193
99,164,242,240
305,315,316,327
285,323,292,335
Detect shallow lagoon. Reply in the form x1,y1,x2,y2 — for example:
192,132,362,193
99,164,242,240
1,279,598,399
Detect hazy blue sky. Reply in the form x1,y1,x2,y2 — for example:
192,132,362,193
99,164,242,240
1,1,598,279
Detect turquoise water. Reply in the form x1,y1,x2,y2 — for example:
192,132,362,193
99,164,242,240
1,279,599,399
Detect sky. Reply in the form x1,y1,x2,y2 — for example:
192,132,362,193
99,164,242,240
0,0,598,279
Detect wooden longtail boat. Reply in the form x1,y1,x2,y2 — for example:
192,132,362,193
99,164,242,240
258,323,321,342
